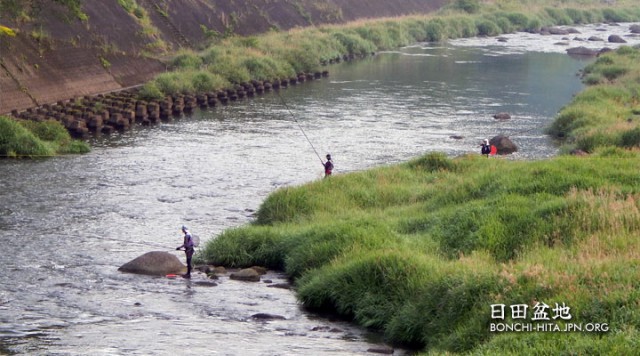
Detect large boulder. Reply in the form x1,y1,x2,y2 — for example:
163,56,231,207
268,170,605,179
229,268,261,282
490,135,518,155
118,251,186,276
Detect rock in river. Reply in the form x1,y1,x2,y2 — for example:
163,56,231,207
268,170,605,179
118,251,186,276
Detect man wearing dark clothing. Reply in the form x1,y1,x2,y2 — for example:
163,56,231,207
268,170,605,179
480,139,492,157
324,154,334,177
176,225,194,278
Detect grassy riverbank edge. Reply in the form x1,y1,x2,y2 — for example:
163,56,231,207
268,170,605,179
0,115,89,157
140,2,640,102
197,5,640,356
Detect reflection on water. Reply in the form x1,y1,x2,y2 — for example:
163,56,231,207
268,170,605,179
1,24,625,354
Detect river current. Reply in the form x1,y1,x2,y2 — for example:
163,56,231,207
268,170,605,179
1,23,639,355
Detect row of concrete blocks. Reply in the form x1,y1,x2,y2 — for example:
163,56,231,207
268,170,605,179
10,71,329,138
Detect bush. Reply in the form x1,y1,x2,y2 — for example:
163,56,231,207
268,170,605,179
545,8,573,25
209,59,252,83
255,186,314,225
407,152,456,172
476,19,501,36
602,8,632,23
0,116,54,157
425,19,446,42
331,31,376,56
619,127,640,148
19,119,69,143
190,71,228,92
505,12,530,29
600,65,628,81
138,81,164,101
565,8,587,24
171,51,203,70
199,226,286,269
455,0,480,14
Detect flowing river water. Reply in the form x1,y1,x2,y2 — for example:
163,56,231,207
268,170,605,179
1,23,639,355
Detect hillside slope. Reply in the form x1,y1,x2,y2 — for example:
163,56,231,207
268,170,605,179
0,0,448,114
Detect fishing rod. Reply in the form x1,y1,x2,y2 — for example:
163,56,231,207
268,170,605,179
275,89,325,166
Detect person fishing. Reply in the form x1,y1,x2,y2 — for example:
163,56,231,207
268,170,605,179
176,225,195,278
323,154,334,177
480,139,495,157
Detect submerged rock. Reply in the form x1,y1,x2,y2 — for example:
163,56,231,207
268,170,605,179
118,251,186,276
229,268,261,282
251,313,286,320
367,345,394,354
566,46,598,56
493,112,511,120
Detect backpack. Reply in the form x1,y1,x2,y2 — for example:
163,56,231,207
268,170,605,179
185,233,200,248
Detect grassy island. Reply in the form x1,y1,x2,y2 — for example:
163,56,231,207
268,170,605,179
198,2,640,354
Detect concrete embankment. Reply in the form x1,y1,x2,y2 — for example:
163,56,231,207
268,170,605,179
10,71,328,139
0,0,447,114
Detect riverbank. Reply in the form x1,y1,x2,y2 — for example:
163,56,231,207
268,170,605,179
197,42,640,356
0,115,89,157
3,1,640,158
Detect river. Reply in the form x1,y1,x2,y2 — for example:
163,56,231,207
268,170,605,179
1,23,639,355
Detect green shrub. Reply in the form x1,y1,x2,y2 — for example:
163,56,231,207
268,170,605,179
0,116,54,157
545,8,573,25
476,19,501,36
525,17,542,32
190,71,228,92
407,152,456,172
583,73,603,85
255,186,314,225
171,51,203,70
199,226,287,269
331,31,376,56
505,12,530,29
565,8,587,24
19,120,69,143
455,0,480,14
138,81,164,101
600,65,628,81
602,8,632,23
425,19,446,42
619,127,640,148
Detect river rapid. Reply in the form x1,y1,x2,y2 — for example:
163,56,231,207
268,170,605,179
1,23,639,355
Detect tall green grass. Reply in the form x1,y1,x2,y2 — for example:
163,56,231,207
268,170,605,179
547,47,640,153
200,152,640,353
194,1,640,353
0,116,89,157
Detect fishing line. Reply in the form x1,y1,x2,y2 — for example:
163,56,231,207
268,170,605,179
275,89,324,166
